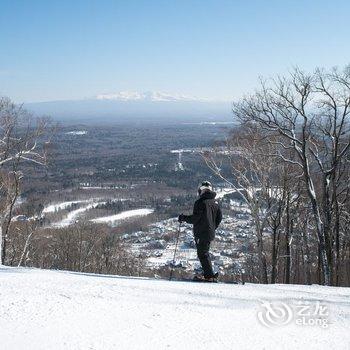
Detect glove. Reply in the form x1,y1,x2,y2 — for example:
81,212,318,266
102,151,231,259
178,214,185,223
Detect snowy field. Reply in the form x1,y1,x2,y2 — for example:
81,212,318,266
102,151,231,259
1,266,349,350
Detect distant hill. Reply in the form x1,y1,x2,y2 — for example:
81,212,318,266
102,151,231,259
25,91,233,124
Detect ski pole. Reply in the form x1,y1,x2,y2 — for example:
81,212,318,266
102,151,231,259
169,222,182,281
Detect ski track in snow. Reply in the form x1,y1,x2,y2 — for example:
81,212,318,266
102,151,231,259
0,266,349,350
44,199,153,228
42,200,92,214
90,208,154,226
50,202,106,228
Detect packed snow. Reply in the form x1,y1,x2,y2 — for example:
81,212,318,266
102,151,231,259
90,208,154,226
0,266,349,350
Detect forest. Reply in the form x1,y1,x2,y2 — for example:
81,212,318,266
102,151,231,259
1,66,349,286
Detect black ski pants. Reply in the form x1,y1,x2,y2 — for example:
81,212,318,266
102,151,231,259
195,238,214,278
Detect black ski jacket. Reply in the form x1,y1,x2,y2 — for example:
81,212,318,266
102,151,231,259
183,190,222,242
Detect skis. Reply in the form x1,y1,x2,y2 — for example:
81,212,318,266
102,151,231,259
168,272,245,284
169,274,245,285
192,277,218,283
192,273,219,283
172,273,219,283
171,277,218,283
175,278,244,284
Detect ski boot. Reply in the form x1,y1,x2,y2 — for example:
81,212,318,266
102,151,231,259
193,272,219,283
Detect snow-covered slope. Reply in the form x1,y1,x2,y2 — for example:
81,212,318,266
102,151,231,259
90,208,154,226
0,266,349,350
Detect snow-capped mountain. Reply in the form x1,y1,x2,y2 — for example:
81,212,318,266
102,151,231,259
26,91,232,124
96,90,211,102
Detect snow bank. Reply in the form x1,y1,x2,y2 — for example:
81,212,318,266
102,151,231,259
90,208,154,226
0,266,349,350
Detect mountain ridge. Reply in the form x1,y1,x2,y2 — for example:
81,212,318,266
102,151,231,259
25,92,233,124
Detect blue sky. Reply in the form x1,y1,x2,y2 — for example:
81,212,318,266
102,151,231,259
0,0,349,102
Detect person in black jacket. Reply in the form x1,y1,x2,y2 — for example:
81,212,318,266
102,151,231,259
178,181,222,281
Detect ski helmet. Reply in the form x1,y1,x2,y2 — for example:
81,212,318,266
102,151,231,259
198,180,213,195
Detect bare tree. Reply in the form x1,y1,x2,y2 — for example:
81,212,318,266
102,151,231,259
17,218,40,267
0,97,51,264
203,125,287,283
231,66,350,285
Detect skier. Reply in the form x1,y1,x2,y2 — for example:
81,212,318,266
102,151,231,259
178,181,222,282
